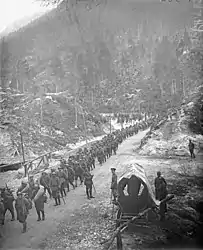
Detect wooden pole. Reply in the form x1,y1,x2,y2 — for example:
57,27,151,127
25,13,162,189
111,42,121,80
20,130,26,176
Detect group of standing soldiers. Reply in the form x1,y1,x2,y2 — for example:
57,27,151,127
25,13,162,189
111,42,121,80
0,121,150,236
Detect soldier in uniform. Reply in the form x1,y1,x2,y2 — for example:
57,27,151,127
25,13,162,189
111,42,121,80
66,163,75,191
40,171,52,199
110,168,118,202
49,172,61,206
1,187,15,222
58,167,68,197
154,171,167,201
33,181,47,221
84,172,94,199
74,160,85,187
154,171,168,221
15,192,32,233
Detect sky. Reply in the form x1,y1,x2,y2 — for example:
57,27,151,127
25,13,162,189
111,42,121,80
0,0,53,34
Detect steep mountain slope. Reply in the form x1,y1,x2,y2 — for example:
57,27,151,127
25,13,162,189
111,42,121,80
0,0,195,163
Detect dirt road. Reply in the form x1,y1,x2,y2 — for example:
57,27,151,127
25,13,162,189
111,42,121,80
2,128,202,250
1,129,150,250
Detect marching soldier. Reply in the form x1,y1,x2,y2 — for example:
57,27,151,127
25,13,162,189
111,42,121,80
40,171,52,199
84,172,95,199
15,192,32,233
1,187,15,223
58,167,68,198
49,171,61,206
33,181,47,221
110,168,118,202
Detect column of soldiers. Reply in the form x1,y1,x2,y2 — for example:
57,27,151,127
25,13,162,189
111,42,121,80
0,120,153,236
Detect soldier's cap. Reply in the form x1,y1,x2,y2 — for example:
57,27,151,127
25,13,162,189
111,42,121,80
52,171,56,174
111,168,116,171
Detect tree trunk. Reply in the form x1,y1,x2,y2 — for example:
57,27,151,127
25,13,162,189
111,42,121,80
182,77,186,97
75,97,78,128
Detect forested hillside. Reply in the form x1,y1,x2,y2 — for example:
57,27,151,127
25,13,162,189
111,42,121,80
0,0,202,159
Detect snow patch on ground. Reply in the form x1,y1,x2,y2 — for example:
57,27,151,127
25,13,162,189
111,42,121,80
139,118,203,158
1,118,135,192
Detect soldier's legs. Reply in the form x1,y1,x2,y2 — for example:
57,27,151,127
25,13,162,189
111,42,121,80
69,180,75,189
60,183,66,197
8,206,15,220
79,175,83,185
4,206,15,221
54,198,58,206
75,176,78,187
41,210,45,220
112,189,117,201
22,221,27,233
45,187,52,198
189,149,193,158
89,186,94,198
63,188,66,196
66,181,70,192
86,186,90,199
36,210,41,221
57,196,61,205
60,186,63,198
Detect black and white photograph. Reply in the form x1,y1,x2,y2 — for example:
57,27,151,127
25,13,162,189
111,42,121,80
0,0,203,249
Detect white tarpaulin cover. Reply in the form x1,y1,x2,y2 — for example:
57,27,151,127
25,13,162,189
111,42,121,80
118,162,160,206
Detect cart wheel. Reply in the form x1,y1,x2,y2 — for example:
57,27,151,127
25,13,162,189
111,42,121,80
116,209,122,228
